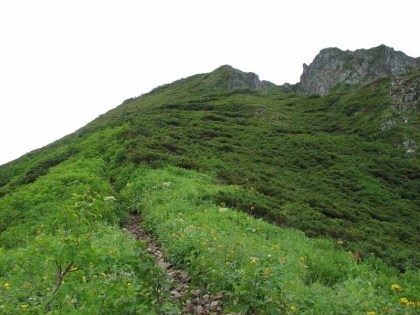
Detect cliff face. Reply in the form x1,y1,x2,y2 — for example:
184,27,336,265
299,45,420,95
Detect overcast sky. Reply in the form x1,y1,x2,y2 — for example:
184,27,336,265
1,0,419,165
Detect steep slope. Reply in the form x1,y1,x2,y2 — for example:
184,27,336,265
299,44,420,95
0,54,419,313
1,65,419,270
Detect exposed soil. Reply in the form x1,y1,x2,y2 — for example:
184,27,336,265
123,213,225,314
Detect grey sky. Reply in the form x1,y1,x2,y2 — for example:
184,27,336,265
1,0,419,165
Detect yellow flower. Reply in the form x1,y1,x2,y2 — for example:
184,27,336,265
407,301,416,307
263,268,270,277
20,304,28,309
250,257,258,265
290,305,297,312
367,312,376,315
3,282,10,289
400,297,409,305
391,284,402,292
46,287,51,292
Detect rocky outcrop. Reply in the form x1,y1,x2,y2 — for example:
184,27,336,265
382,75,419,154
216,65,273,91
299,45,420,95
226,67,267,91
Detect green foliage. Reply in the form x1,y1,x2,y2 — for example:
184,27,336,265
0,158,157,314
0,66,419,313
119,166,420,314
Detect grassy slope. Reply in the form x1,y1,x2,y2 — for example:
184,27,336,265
81,70,419,269
120,165,419,314
1,68,419,270
0,67,419,313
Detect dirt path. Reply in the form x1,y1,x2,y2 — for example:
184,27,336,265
123,213,224,314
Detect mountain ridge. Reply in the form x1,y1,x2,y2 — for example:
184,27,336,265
299,44,420,95
0,45,419,314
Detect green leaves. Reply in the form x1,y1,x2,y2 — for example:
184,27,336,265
0,157,156,314
120,166,420,314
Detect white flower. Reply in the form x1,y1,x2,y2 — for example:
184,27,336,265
104,196,116,201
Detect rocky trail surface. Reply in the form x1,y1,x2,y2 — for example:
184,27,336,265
123,213,225,314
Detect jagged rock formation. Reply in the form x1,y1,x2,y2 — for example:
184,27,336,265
225,66,266,91
299,45,420,95
217,65,272,91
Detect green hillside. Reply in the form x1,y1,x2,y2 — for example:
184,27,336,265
0,65,419,314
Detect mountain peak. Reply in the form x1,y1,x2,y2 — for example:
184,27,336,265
211,65,270,91
299,44,420,95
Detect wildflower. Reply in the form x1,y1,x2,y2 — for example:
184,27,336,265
290,305,297,312
104,196,116,201
46,287,51,292
263,268,270,277
367,312,376,315
21,304,28,309
407,301,416,307
70,265,78,271
400,297,409,305
3,282,10,289
337,240,344,245
250,257,258,265
391,284,402,292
